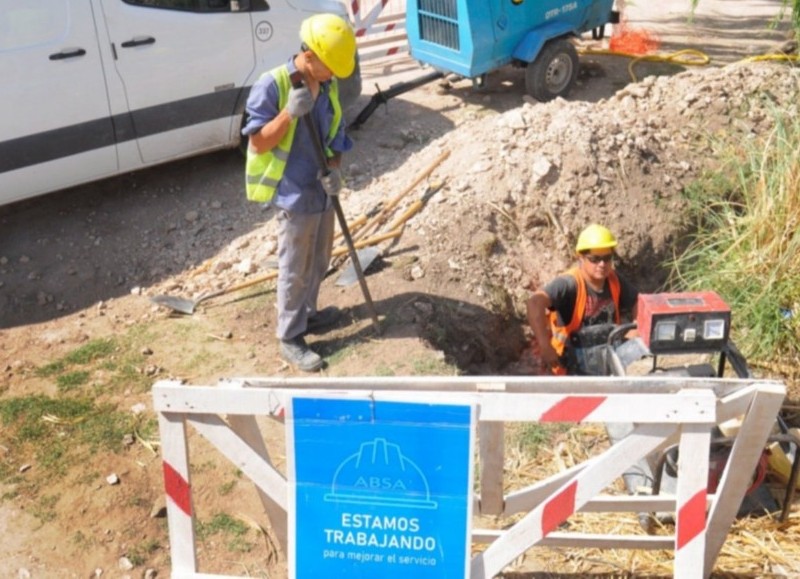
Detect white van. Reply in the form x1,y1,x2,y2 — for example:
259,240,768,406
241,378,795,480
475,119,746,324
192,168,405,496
0,0,361,206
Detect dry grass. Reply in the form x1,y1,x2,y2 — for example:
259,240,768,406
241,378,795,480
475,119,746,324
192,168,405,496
478,424,800,577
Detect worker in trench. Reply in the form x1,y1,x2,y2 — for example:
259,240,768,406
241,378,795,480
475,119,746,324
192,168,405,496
527,224,640,375
242,14,356,372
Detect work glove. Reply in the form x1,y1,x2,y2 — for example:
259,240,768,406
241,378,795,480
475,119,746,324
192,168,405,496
319,168,343,197
286,86,313,120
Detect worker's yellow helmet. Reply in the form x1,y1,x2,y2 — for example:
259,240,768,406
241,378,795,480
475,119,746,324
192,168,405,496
300,14,357,79
575,224,618,253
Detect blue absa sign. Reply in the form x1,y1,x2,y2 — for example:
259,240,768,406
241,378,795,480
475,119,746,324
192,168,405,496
287,397,475,579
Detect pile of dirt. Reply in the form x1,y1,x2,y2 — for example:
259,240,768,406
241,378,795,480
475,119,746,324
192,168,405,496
156,61,800,372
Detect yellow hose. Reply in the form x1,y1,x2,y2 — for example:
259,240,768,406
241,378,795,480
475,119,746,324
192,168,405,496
579,47,711,82
579,45,799,82
741,53,800,63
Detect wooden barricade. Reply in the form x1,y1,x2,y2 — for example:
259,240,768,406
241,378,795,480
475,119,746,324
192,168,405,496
152,376,785,578
350,0,408,61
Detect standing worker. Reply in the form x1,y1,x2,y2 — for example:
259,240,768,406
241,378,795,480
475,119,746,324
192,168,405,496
527,224,639,375
242,13,356,372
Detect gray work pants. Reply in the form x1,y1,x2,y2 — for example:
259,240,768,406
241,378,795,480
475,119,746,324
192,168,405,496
276,207,335,340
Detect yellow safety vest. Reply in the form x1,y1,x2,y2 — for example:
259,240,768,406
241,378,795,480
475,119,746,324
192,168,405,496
244,65,342,203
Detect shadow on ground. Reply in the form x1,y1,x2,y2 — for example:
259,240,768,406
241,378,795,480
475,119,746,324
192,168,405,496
311,291,528,375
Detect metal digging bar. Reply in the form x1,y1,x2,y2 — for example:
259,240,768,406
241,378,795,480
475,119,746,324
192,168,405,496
293,74,381,334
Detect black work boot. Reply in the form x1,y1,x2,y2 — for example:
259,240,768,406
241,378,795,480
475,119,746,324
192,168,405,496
306,306,342,334
280,336,323,372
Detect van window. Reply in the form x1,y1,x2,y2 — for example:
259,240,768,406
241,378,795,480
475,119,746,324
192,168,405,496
0,1,69,51
122,0,235,11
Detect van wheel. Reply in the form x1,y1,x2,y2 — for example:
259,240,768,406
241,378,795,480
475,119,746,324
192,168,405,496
525,38,579,102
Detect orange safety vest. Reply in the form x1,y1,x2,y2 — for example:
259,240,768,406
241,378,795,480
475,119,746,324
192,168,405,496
548,267,621,358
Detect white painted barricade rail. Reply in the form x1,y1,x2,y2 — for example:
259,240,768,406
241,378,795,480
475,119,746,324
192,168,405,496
152,376,785,579
351,0,408,61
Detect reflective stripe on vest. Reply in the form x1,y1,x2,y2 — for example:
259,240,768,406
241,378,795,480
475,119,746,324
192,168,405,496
244,66,342,203
548,268,621,356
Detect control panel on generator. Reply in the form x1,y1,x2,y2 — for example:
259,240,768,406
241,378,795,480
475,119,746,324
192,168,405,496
637,291,732,354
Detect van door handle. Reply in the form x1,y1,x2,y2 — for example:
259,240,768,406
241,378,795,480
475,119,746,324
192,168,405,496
49,48,87,60
120,36,156,48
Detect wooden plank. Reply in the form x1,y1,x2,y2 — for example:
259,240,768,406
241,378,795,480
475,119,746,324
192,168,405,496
579,494,678,513
715,384,757,422
471,423,676,578
356,32,408,50
188,414,288,510
231,375,743,394
154,386,718,423
158,412,197,574
226,414,288,556
164,375,766,399
674,421,712,578
372,12,406,24
504,460,593,515
473,529,674,550
704,383,785,577
358,44,409,62
543,532,674,550
479,422,505,515
357,17,406,34
472,527,675,549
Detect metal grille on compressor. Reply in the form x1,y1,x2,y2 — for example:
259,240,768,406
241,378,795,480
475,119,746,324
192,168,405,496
417,0,460,50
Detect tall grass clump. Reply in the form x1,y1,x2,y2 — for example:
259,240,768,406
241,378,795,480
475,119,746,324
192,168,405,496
668,107,800,365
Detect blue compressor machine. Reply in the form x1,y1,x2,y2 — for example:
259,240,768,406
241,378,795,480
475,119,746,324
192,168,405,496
406,0,618,101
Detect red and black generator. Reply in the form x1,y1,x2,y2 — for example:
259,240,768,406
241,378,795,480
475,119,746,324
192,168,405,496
636,291,732,355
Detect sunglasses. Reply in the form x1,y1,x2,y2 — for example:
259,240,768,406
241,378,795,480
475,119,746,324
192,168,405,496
584,254,614,264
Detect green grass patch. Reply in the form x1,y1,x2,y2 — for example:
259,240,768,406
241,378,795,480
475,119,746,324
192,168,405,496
34,333,153,395
35,338,116,381
668,107,800,365
507,423,567,457
0,395,95,433
127,538,161,567
0,394,135,482
64,339,117,365
38,440,68,473
56,370,91,392
198,512,250,538
106,360,151,394
218,480,237,496
72,530,93,548
411,356,459,375
31,494,59,523
135,416,160,441
373,364,396,376
197,512,254,553
324,343,358,366
36,360,66,378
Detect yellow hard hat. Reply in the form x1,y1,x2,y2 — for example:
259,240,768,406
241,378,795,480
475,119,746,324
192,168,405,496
575,224,618,253
300,14,356,79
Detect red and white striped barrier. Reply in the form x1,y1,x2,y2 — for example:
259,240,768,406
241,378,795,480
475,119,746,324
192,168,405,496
152,376,785,578
350,0,408,61
351,0,391,36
